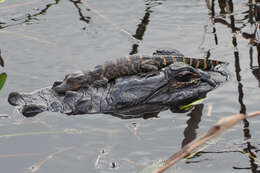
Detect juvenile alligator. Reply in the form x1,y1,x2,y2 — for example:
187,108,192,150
53,49,226,94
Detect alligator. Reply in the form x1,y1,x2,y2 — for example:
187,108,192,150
8,60,229,118
53,49,226,94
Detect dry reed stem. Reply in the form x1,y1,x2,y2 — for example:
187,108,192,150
153,111,260,173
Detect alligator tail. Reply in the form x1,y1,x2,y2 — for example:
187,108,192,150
174,57,226,70
191,58,227,70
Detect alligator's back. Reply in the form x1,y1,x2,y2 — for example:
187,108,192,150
94,55,226,81
158,55,225,70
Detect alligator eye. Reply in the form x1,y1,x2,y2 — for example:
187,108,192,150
67,78,75,83
176,71,198,82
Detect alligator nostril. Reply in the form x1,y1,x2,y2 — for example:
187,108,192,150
52,81,63,88
54,88,66,94
52,85,65,94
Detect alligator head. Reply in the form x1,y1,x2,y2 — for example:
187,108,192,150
52,71,87,94
104,63,222,118
135,64,216,103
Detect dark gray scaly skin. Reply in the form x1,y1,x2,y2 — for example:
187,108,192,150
53,50,226,94
8,63,228,118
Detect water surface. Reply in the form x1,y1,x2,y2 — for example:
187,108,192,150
0,0,260,172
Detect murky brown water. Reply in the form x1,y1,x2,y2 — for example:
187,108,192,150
0,0,260,172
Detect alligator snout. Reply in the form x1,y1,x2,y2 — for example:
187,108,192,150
52,81,71,94
197,69,217,88
200,75,216,88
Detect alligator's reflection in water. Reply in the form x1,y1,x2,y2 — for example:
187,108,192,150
8,63,228,118
252,67,260,87
182,104,203,147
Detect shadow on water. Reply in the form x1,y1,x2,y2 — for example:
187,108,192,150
0,0,60,29
204,0,260,171
129,0,166,55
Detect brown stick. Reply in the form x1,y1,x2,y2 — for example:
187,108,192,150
153,111,260,173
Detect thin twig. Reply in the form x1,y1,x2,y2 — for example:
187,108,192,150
153,111,260,173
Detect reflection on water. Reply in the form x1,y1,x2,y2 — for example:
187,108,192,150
252,67,260,87
130,0,165,55
0,0,60,29
129,7,151,55
204,0,260,171
251,45,260,88
182,104,203,148
0,48,4,67
1,0,260,172
69,0,91,30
